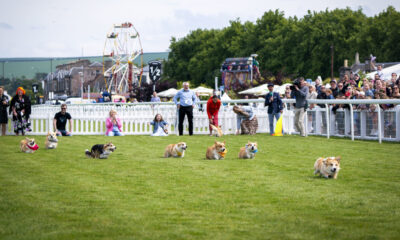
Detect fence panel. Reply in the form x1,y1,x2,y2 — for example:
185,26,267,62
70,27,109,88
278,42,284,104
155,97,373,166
3,99,400,142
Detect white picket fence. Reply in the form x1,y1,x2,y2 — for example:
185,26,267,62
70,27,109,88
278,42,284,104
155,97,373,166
5,99,400,142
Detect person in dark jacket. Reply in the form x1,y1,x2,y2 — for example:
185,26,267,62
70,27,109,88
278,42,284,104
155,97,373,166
264,83,283,135
0,86,9,136
9,87,31,136
330,79,340,98
316,85,327,108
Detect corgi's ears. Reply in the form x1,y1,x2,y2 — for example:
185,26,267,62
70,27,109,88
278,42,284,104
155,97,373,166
336,156,341,163
223,140,226,144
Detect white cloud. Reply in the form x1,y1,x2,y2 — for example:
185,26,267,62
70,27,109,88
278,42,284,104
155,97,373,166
0,22,13,30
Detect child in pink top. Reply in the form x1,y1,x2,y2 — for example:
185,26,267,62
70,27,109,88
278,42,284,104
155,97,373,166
106,109,124,136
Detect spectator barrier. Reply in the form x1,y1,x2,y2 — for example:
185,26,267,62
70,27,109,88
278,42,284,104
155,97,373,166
6,99,400,143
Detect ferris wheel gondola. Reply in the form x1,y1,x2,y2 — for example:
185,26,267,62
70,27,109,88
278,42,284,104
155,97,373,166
102,22,143,95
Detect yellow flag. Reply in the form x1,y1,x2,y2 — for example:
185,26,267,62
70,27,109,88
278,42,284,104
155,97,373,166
272,114,283,136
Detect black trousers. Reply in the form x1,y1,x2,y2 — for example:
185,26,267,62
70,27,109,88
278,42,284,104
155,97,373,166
178,106,193,135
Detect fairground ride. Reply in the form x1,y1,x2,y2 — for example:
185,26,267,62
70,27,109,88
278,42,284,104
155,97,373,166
103,22,143,95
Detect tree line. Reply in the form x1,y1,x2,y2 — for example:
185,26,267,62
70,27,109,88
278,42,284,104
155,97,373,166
163,6,400,87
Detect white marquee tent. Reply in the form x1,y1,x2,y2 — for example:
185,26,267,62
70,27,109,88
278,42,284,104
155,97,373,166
157,88,178,98
366,63,400,81
221,92,232,101
239,83,292,96
192,86,214,96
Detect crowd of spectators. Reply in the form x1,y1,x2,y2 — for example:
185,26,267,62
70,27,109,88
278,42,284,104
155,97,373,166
283,72,400,110
280,71,400,136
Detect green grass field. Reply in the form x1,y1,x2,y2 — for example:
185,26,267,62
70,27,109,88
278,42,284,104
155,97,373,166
0,134,399,239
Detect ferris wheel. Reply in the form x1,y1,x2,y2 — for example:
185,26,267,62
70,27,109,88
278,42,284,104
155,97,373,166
103,22,143,94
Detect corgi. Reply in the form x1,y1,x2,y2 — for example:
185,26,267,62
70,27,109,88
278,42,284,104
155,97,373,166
238,141,258,159
20,137,39,153
85,142,116,159
45,132,58,149
210,124,223,137
206,141,227,160
164,142,187,158
314,156,341,179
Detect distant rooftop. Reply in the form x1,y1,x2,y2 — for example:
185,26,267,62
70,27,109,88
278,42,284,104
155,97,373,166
0,52,169,79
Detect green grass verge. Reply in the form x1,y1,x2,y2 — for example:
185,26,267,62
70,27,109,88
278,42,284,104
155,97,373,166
0,134,399,239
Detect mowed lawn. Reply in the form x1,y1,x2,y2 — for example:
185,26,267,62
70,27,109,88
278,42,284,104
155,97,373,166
0,134,399,240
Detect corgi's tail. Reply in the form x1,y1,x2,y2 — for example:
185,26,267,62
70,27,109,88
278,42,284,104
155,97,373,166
85,149,93,158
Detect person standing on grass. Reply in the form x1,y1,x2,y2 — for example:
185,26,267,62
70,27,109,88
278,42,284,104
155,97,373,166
173,82,197,136
53,104,73,136
10,87,31,136
292,77,308,137
264,83,283,135
206,95,221,136
0,86,9,136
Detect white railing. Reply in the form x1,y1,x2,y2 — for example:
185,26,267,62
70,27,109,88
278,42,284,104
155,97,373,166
5,99,400,142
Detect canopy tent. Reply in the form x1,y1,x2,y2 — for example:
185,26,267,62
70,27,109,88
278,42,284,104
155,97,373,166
157,88,178,98
192,86,214,96
275,83,292,95
253,85,281,96
239,84,269,95
366,63,400,81
240,83,293,96
221,92,232,101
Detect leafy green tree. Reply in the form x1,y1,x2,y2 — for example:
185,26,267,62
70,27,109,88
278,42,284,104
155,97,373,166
163,6,400,87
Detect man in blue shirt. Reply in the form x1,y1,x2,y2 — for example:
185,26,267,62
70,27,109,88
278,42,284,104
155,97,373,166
264,83,283,135
150,92,161,102
173,82,197,135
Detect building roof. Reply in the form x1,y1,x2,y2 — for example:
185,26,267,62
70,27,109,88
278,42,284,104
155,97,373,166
89,62,103,67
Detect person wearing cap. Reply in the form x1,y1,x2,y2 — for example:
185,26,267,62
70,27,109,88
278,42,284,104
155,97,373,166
9,87,31,135
264,83,283,135
206,95,221,136
330,79,340,98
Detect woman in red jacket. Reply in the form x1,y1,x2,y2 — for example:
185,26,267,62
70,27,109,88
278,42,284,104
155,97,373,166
206,95,221,136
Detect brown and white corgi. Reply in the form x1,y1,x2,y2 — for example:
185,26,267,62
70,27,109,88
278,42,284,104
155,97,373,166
45,132,58,149
238,141,258,159
164,142,187,158
314,156,341,179
20,137,39,153
210,124,223,137
206,141,227,160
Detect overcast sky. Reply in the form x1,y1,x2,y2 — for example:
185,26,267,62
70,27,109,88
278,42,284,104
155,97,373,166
0,0,398,58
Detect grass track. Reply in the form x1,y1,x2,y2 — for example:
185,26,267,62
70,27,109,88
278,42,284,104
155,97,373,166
0,134,399,239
